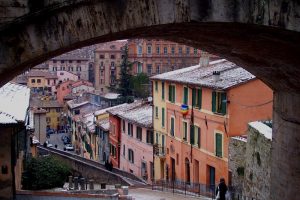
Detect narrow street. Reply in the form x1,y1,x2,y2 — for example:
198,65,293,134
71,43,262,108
129,188,211,200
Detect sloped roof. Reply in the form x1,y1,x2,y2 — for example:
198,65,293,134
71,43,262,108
30,97,62,108
0,82,30,124
96,118,109,131
151,59,255,90
67,100,90,109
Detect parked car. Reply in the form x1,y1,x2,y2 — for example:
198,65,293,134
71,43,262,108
64,144,74,151
63,136,71,145
58,129,67,134
46,129,55,135
44,140,53,148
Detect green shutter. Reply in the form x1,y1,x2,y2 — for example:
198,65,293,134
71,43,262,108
190,125,194,145
183,87,188,104
162,82,165,100
212,91,216,112
192,88,196,106
162,108,165,127
216,133,222,157
221,92,227,115
198,89,202,109
172,86,175,103
155,81,158,91
197,127,201,148
168,85,172,102
171,118,174,136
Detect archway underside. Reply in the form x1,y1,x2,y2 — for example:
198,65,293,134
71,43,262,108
1,22,300,92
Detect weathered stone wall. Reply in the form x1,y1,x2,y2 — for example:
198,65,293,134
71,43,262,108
243,123,272,200
228,136,247,194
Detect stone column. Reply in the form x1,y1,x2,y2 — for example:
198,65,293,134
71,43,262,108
68,176,73,189
74,177,79,190
80,178,86,190
270,92,300,200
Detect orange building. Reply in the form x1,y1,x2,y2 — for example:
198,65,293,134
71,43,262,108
151,59,273,187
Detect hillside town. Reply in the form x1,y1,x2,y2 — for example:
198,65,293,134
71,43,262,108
2,39,273,200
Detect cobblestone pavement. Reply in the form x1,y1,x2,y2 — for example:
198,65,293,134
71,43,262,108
129,188,211,200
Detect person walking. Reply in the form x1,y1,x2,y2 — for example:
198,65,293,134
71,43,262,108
215,178,228,200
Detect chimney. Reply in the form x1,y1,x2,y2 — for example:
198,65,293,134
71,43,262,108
199,51,210,67
213,71,221,82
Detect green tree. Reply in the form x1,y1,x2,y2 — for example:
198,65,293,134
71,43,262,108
109,44,133,102
131,72,150,98
22,156,71,190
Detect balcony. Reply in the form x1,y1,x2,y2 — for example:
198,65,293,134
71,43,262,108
110,66,116,70
100,66,104,70
154,144,166,159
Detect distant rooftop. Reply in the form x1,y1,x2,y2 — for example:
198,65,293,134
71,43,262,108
151,59,255,90
0,82,30,124
96,118,109,131
102,93,120,100
25,71,57,79
249,121,272,140
30,97,62,108
67,100,90,109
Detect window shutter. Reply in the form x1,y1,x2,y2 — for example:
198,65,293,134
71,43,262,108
184,87,188,104
171,118,174,136
198,127,201,148
192,88,196,106
198,89,202,109
162,82,165,100
162,108,165,127
216,133,222,157
169,85,172,101
221,92,227,115
190,125,194,145
212,91,216,112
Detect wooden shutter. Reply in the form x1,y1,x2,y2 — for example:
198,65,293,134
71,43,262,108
190,125,194,145
192,88,196,106
162,108,165,127
221,92,227,115
198,89,202,109
168,85,172,102
198,127,201,148
162,82,165,100
216,133,222,157
212,91,216,112
171,117,174,136
184,87,188,104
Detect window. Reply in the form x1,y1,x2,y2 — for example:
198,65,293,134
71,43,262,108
100,54,104,59
178,47,182,54
77,60,81,63
100,61,104,66
215,133,223,157
171,47,175,55
122,120,125,132
138,46,143,55
100,70,104,76
137,63,143,73
155,106,158,118
194,48,198,55
37,79,41,83
168,85,176,103
56,108,61,112
69,60,73,63
128,123,133,136
192,88,202,109
156,65,160,74
155,81,158,91
111,62,115,67
31,79,35,83
186,47,190,55
162,108,165,127
110,143,117,157
183,87,188,105
136,126,142,141
156,132,159,144
194,126,201,148
156,46,160,54
147,46,152,54
123,144,125,156
146,130,153,144
128,149,134,163
100,79,103,84
212,91,227,115
46,117,51,123
147,64,152,75
162,82,165,100
163,47,168,54
182,121,188,141
110,54,115,59
170,117,175,136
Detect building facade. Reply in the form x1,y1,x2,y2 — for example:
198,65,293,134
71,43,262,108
151,59,273,187
118,103,154,183
94,41,127,94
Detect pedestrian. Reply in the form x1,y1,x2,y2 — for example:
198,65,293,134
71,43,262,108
215,178,228,200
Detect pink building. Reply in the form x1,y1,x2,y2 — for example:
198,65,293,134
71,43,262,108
56,80,74,104
57,71,79,83
118,103,154,183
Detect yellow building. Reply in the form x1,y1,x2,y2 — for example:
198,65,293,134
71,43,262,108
30,96,63,130
152,80,167,180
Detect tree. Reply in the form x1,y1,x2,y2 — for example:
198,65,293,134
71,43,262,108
108,44,134,102
131,72,150,98
22,156,71,190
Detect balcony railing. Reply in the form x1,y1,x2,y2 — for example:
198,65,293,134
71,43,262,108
154,144,166,158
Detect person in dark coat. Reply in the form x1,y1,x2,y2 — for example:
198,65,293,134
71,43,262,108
216,178,228,200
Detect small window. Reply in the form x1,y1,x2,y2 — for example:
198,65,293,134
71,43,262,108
146,130,154,144
138,45,143,55
162,108,165,128
77,60,81,63
147,46,152,54
155,81,158,91
110,55,115,59
155,106,158,118
163,47,168,54
183,87,188,105
128,123,133,136
136,127,142,141
186,47,190,55
168,85,176,103
156,65,160,74
123,144,125,156
182,121,188,141
194,48,198,55
171,47,175,55
37,79,41,83
137,63,143,73
31,79,36,83
122,120,125,132
212,91,227,115
128,149,134,163
170,117,175,136
147,64,152,75
100,55,104,59
156,46,160,54
162,82,165,100
192,88,202,109
215,133,223,157
178,47,182,54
